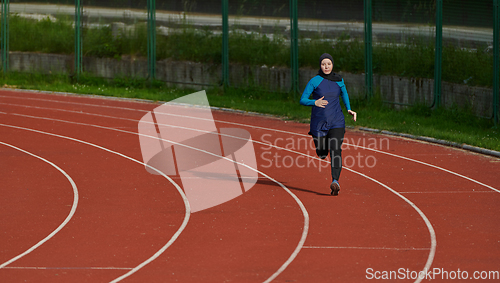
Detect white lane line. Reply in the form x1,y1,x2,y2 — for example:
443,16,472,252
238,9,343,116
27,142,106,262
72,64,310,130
1,102,438,280
0,142,79,269
0,94,150,113
347,147,500,194
0,123,191,282
342,167,436,283
0,116,309,283
401,191,495,194
3,266,133,270
150,111,499,193
1,97,497,195
2,111,433,283
0,101,137,120
303,246,430,251
1,91,496,283
2,109,435,282
128,113,437,283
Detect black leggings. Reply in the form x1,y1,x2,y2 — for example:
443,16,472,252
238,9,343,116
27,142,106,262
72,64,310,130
312,128,345,182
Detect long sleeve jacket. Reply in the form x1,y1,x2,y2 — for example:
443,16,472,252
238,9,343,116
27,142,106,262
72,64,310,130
300,75,351,137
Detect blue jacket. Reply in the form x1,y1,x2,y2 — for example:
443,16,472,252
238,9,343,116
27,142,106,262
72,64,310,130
300,75,351,137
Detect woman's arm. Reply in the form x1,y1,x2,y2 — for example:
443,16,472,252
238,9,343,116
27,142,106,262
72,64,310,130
299,83,316,106
338,79,351,111
338,79,357,121
300,76,323,106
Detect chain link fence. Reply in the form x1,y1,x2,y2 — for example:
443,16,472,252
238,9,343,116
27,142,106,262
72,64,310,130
1,0,499,123
80,0,149,79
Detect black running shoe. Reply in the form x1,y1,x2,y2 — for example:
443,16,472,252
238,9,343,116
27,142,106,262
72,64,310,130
330,181,340,196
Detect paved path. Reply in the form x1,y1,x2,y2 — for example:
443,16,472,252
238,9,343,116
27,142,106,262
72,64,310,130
10,3,494,44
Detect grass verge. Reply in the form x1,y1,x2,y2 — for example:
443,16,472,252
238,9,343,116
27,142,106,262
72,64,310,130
1,71,498,152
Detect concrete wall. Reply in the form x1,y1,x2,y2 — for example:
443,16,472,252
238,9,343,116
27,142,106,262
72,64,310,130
8,51,494,117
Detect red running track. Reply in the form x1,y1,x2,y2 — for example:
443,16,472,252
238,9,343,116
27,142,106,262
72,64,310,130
0,89,499,282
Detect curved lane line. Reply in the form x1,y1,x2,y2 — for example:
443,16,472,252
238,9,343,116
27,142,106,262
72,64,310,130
0,117,308,283
345,146,500,193
0,124,191,282
1,98,496,194
2,111,433,283
1,96,496,192
2,108,435,281
342,167,436,283
0,142,79,269
1,101,439,278
152,109,499,194
1,92,497,282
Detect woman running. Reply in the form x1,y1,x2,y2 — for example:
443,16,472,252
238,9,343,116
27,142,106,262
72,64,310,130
300,53,357,195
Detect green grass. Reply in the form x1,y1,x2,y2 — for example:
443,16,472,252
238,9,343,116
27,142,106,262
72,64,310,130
347,94,499,151
1,71,498,152
10,15,74,54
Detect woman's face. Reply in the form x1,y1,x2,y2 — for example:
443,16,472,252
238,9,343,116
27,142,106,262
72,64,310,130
321,59,333,74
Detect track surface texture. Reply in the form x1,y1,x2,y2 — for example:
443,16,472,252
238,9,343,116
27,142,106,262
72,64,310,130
1,90,499,282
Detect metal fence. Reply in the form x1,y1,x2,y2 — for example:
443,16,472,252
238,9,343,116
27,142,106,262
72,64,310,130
0,0,499,124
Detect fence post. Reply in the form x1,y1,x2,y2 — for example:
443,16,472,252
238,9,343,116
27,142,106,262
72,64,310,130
1,0,10,72
147,0,156,80
221,0,229,88
433,0,443,108
494,0,499,126
74,0,82,79
364,0,373,99
289,0,299,94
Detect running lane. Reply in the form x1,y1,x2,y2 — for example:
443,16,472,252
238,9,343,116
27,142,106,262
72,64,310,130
0,143,75,266
0,103,188,282
210,110,500,282
0,90,307,282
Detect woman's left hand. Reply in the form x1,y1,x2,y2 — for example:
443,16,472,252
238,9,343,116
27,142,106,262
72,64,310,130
348,110,357,122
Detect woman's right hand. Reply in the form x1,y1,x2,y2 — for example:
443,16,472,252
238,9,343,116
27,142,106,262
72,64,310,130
315,96,328,108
